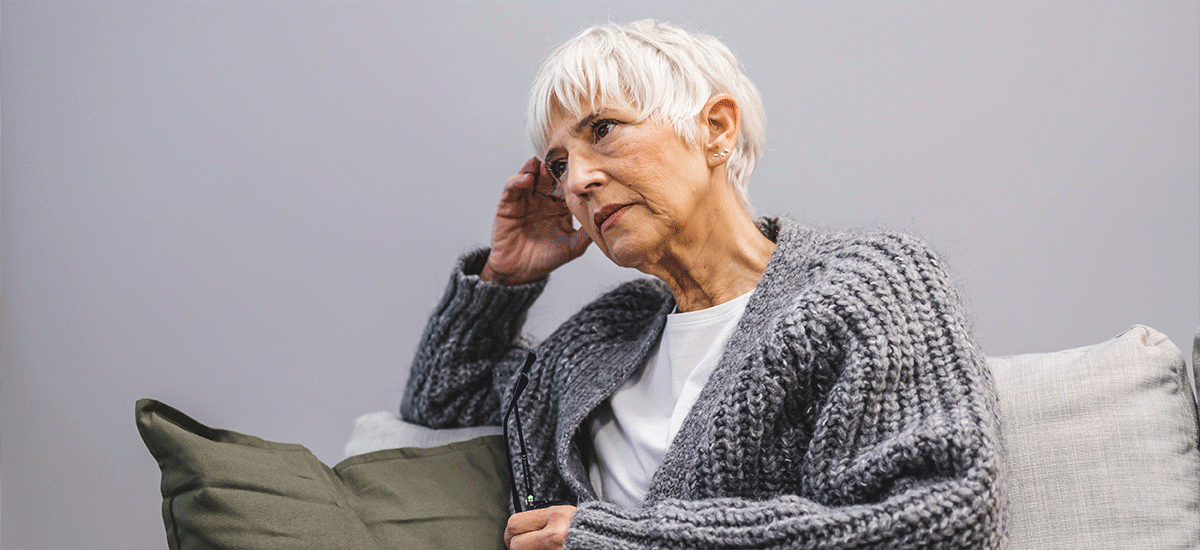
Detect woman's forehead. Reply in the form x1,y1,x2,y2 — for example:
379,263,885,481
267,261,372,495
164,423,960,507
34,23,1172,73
534,87,639,156
544,96,636,144
543,105,592,153
551,94,632,119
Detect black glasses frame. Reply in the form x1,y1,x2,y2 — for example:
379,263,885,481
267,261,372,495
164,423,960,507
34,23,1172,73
501,351,569,513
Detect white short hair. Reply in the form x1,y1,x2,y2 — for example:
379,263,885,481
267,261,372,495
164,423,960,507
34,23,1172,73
526,20,766,213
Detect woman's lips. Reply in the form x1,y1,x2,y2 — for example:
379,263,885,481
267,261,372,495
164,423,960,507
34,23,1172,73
594,204,633,233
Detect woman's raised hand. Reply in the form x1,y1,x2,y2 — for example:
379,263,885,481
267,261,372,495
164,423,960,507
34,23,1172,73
480,158,592,285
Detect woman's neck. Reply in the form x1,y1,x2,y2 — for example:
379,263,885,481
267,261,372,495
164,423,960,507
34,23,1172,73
638,204,775,313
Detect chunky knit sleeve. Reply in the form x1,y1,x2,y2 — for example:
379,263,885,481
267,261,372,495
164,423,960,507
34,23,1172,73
565,230,1008,549
400,248,546,428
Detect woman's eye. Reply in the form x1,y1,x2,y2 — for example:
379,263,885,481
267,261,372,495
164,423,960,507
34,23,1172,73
547,159,567,180
594,121,615,140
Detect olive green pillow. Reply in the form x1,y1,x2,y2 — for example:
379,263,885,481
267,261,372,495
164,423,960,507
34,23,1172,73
135,398,510,550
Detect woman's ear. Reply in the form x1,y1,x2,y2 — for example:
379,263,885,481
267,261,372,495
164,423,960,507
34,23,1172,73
702,94,740,166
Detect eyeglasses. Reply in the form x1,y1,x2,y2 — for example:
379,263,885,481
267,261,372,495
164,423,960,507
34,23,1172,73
502,351,569,513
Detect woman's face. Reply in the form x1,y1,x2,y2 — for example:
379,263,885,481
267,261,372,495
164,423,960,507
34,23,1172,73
543,101,716,270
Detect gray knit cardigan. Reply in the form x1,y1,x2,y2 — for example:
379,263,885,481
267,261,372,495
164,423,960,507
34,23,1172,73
402,217,1008,549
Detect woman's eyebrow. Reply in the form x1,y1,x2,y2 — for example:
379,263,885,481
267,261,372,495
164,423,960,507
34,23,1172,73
546,111,602,157
572,112,601,135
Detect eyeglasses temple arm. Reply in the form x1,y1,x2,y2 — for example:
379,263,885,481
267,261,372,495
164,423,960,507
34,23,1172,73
502,351,538,513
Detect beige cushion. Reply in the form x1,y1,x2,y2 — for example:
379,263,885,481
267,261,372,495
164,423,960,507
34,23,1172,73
989,325,1200,550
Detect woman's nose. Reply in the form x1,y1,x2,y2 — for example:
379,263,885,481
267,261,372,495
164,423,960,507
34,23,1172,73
564,152,604,196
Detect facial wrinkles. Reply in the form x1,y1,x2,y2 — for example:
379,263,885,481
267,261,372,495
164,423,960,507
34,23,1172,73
547,103,711,270
545,111,610,224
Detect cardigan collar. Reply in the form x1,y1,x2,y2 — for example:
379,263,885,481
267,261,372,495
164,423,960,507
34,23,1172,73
550,217,811,501
646,216,810,501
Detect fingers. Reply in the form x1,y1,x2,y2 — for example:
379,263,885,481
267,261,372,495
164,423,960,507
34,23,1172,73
503,509,547,548
520,157,540,175
506,158,542,191
504,506,576,550
568,227,593,258
531,158,562,199
503,170,536,196
503,158,564,201
497,165,539,218
502,158,557,203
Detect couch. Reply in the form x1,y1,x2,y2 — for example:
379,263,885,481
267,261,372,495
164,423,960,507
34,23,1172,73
138,325,1200,549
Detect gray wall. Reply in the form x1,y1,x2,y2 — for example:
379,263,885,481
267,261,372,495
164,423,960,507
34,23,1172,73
3,2,1196,548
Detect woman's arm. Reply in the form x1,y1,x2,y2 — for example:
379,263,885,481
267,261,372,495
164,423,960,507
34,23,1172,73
400,248,545,428
402,158,588,428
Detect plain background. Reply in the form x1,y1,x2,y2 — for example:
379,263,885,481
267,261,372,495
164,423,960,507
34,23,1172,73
2,2,1197,548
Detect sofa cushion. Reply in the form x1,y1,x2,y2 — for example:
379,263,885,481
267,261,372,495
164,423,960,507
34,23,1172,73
138,322,1200,550
135,399,509,550
989,325,1200,550
343,410,502,459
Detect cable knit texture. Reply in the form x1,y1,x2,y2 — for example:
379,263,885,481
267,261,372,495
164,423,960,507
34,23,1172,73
401,217,1008,549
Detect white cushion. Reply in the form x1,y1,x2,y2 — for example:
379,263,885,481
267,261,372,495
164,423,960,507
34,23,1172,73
343,411,501,459
989,325,1200,550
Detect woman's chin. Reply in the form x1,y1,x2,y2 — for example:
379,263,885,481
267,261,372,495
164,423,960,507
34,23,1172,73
600,232,667,271
599,236,646,269
600,248,637,269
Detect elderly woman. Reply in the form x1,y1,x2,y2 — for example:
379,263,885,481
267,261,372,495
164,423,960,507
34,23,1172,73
402,20,1007,550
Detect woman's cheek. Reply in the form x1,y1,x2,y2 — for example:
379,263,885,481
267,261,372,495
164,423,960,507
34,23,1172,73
567,202,591,231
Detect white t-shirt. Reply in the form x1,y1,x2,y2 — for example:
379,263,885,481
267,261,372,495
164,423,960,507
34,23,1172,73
588,290,754,508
